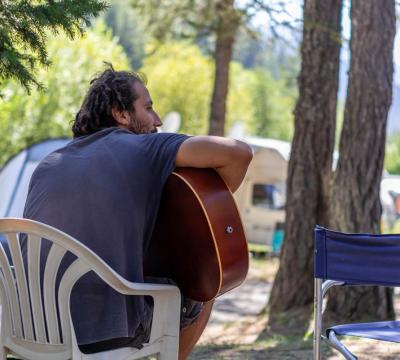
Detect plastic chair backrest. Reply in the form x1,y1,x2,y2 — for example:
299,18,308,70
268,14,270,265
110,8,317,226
0,218,181,360
0,219,95,359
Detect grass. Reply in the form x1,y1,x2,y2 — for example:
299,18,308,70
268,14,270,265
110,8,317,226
248,255,279,282
190,330,316,360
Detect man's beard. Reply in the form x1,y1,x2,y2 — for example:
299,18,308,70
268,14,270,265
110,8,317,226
127,113,155,134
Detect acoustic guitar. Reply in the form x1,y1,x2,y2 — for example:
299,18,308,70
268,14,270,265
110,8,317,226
144,167,249,302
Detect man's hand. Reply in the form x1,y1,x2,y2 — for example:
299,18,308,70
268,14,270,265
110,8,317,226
175,136,253,193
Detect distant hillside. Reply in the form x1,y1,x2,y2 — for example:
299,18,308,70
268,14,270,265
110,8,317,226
388,84,400,134
338,60,400,134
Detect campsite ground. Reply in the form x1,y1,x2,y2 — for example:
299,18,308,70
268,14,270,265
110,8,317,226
188,257,400,360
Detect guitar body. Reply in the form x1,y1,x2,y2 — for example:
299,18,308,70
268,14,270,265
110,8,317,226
144,167,249,302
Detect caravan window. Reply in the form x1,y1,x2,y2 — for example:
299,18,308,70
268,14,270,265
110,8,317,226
252,183,285,210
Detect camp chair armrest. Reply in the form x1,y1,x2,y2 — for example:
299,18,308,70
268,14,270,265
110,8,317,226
322,279,345,297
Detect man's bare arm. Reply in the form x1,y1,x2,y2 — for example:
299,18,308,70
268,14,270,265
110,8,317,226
175,136,253,193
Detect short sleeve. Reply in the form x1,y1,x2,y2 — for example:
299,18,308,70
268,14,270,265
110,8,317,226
140,133,190,184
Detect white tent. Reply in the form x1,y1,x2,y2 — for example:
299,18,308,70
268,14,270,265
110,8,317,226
0,138,70,218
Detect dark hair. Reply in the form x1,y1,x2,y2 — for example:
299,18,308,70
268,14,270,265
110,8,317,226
72,63,146,138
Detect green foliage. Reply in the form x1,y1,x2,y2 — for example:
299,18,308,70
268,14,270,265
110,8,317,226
130,0,295,46
140,41,295,139
233,28,300,78
103,0,146,69
385,131,400,174
232,27,266,69
335,100,345,150
140,41,213,135
0,30,297,167
129,0,299,136
130,0,235,41
0,21,130,166
246,68,295,141
0,0,108,92
231,30,298,140
226,62,255,133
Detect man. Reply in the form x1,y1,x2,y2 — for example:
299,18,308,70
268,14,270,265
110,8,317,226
23,65,252,358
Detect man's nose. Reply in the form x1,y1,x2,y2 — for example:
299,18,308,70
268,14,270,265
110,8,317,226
154,113,162,127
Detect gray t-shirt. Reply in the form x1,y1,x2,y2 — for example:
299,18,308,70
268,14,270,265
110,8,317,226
23,127,189,345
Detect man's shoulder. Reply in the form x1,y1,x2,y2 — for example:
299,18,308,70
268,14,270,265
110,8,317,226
135,132,190,146
44,129,189,162
109,131,190,154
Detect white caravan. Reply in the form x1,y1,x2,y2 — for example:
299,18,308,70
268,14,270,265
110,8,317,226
233,136,290,248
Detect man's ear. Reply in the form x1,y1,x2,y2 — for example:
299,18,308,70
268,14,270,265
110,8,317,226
111,108,131,127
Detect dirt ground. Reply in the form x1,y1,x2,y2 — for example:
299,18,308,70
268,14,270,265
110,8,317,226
188,256,400,360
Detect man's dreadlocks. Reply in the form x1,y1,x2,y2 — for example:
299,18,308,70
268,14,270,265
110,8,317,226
72,63,146,138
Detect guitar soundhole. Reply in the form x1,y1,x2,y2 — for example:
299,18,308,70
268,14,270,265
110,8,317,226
225,226,234,234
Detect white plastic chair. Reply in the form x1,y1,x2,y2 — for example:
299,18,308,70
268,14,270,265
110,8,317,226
0,218,181,360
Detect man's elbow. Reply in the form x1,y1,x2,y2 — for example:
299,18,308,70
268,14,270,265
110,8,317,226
234,140,253,165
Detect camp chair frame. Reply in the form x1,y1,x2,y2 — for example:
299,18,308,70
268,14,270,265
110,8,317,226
313,279,356,360
313,225,400,360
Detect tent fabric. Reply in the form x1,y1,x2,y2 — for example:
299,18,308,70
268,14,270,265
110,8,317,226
0,151,27,217
27,139,69,162
314,226,400,287
0,138,70,260
0,138,70,218
328,321,400,343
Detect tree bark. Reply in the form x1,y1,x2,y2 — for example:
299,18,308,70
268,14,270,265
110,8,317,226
268,0,342,319
208,0,239,136
326,0,396,321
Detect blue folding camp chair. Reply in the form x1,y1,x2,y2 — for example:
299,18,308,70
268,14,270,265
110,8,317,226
313,226,400,360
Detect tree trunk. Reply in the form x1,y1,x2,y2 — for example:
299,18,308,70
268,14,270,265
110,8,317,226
326,0,396,321
208,0,238,136
268,0,342,322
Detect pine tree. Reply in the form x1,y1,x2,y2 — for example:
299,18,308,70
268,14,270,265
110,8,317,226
268,0,342,328
0,0,108,92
